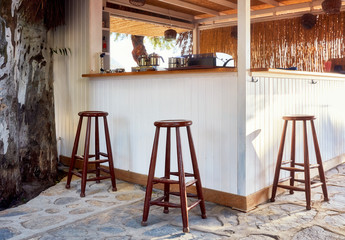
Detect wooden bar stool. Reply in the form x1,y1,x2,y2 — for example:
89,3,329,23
65,111,117,197
271,115,329,210
141,120,206,233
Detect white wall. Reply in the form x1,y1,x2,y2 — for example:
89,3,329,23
246,75,345,195
53,0,93,157
89,72,239,194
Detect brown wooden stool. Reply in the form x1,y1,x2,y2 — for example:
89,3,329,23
65,111,117,197
271,115,329,210
141,120,206,232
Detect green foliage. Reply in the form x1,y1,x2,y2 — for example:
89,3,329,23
145,36,175,51
113,33,130,42
50,47,71,56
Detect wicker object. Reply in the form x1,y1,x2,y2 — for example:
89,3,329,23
129,0,146,6
230,26,237,39
164,29,177,40
322,0,341,14
301,13,317,29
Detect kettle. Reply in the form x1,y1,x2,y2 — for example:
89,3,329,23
138,55,148,67
148,53,164,66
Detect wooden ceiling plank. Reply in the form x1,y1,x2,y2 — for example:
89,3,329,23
107,0,195,22
156,0,221,16
105,7,194,29
258,0,281,7
208,0,237,9
196,0,323,24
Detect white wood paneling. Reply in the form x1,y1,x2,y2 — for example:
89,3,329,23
89,73,239,194
246,75,345,195
53,0,91,157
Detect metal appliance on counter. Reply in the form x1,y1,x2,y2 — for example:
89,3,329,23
138,55,148,67
131,66,157,72
184,52,234,68
133,53,164,72
149,53,164,66
168,57,187,68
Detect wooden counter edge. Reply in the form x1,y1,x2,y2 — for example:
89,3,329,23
82,67,237,78
251,68,345,79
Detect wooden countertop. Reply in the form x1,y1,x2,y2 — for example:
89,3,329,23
251,68,345,80
83,67,345,80
82,67,237,78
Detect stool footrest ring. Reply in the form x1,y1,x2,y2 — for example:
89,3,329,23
170,172,194,177
170,192,198,198
88,159,110,164
153,178,179,184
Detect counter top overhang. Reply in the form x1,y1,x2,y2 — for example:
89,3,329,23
251,68,345,80
82,67,237,78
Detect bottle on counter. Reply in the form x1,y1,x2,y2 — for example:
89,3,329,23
102,36,107,52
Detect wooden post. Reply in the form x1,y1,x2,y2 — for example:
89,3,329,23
237,0,251,196
193,24,200,54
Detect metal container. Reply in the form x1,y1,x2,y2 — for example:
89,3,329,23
149,53,164,66
168,63,177,69
168,57,188,68
138,55,148,66
179,57,188,67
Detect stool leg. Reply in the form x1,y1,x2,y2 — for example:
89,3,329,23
310,120,329,201
95,116,101,183
290,120,296,194
303,120,312,210
176,127,189,233
163,127,171,214
142,127,160,226
103,116,117,191
80,117,92,197
271,120,288,202
187,126,206,219
66,116,83,189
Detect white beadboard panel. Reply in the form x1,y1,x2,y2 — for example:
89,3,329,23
53,0,92,157
246,75,345,195
88,72,239,194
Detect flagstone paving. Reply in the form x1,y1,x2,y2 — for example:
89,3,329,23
0,164,345,240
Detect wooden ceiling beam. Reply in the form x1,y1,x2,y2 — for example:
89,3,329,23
105,7,194,29
208,0,237,9
258,0,281,7
107,0,194,22
196,0,324,24
156,0,221,16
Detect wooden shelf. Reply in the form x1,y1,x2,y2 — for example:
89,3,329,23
82,67,237,78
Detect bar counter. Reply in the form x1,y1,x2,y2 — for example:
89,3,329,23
80,67,345,211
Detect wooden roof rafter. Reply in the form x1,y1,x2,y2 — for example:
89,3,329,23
108,0,345,34
156,0,221,16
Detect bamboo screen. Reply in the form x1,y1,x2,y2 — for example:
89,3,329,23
200,12,345,72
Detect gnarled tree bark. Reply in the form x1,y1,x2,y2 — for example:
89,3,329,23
0,0,58,209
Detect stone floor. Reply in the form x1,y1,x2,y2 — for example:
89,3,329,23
1,164,345,240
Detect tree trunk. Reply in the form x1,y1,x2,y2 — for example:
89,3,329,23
0,1,58,209
131,35,147,64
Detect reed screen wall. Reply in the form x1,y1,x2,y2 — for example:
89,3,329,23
200,12,345,72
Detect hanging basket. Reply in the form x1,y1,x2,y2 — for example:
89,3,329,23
230,26,237,39
322,0,341,14
164,29,177,40
301,13,317,30
129,0,146,7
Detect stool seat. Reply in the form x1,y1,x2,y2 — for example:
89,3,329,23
66,111,116,197
271,115,328,210
282,115,315,121
142,119,206,232
78,111,108,117
154,119,192,127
